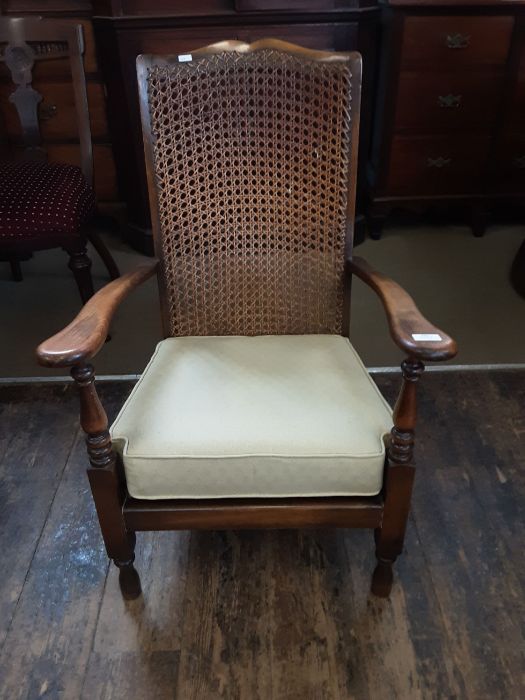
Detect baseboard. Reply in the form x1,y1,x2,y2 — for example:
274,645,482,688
1,364,524,385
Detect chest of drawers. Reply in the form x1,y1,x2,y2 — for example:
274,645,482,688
367,2,525,238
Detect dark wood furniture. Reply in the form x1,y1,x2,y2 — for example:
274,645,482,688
511,239,525,297
92,0,380,254
0,16,119,298
36,40,456,602
0,2,119,202
367,0,525,239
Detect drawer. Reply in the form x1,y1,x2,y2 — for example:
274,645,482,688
235,0,359,10
127,27,242,55
491,136,525,194
237,23,358,51
129,23,356,58
386,135,490,196
394,70,503,132
401,17,514,69
0,80,109,142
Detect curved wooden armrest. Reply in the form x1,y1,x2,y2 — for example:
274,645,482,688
36,261,159,368
348,256,457,362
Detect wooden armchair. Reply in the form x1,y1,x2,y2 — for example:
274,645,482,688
0,17,119,299
36,40,456,601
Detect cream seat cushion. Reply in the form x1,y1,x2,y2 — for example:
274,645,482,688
111,335,392,500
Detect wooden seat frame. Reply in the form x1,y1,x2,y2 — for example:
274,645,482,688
37,40,456,601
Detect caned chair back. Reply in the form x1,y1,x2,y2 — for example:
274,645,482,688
137,39,361,337
0,17,93,185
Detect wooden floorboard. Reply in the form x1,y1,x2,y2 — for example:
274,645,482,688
0,373,523,700
0,386,79,651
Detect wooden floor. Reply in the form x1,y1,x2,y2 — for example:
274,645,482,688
0,371,523,700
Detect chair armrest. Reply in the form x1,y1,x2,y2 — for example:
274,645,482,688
36,261,158,368
348,256,457,362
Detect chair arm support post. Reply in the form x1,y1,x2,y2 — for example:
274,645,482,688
389,357,425,465
71,363,115,469
71,362,139,593
372,356,424,596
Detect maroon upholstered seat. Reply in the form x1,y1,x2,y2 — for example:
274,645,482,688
0,160,95,240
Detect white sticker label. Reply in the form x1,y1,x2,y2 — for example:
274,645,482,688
178,53,192,62
412,333,442,342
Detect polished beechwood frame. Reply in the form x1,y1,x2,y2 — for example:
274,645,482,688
37,40,457,601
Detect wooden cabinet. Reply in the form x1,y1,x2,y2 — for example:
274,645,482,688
92,0,380,253
368,3,525,238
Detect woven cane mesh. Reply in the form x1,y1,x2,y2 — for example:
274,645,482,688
146,49,353,336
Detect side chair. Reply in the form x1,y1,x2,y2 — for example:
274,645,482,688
37,39,457,600
0,16,119,300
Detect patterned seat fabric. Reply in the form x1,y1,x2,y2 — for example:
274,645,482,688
0,159,95,240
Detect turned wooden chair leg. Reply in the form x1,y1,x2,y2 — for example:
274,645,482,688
71,363,142,600
371,357,424,598
66,242,95,304
88,230,120,281
367,203,390,241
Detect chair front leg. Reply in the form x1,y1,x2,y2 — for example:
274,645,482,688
71,363,141,600
371,357,424,597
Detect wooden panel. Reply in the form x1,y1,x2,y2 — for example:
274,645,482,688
386,135,490,195
0,80,109,141
236,0,347,10
121,27,241,55
491,135,525,193
237,22,358,51
507,42,525,131
120,0,233,15
394,70,503,132
401,16,514,69
0,19,99,79
47,142,118,200
124,496,384,531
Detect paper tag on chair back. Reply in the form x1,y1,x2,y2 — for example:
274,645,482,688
137,41,361,337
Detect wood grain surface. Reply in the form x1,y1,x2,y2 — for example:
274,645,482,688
0,371,523,700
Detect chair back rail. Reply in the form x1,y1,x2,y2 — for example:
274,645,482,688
136,39,362,338
0,16,93,185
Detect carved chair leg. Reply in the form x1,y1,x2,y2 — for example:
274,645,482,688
87,230,120,281
115,535,142,601
371,551,394,598
71,364,142,600
65,242,95,304
367,213,387,241
367,202,390,241
470,201,489,238
371,357,424,598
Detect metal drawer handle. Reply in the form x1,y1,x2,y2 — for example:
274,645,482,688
513,155,525,169
427,157,451,168
438,94,462,108
39,103,57,121
446,33,470,50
